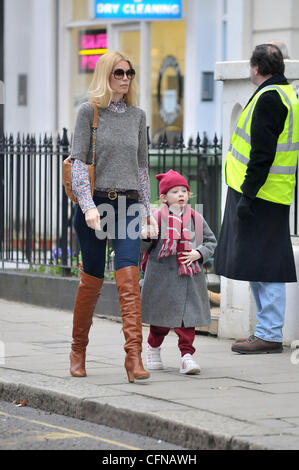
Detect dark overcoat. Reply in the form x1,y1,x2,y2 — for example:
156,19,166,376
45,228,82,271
141,215,217,328
215,187,296,282
215,74,297,283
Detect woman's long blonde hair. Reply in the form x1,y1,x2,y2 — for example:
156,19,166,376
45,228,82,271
88,51,138,108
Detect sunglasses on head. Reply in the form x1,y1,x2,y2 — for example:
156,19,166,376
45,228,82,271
112,68,136,80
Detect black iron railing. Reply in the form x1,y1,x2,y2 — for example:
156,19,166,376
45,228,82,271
0,129,222,276
148,131,222,241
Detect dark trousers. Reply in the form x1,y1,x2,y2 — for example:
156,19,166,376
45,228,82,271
74,196,141,279
148,325,196,357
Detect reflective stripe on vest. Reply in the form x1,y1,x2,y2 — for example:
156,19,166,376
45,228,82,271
229,144,297,175
225,84,299,205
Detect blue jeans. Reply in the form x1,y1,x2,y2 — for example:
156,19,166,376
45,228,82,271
74,196,141,279
250,282,286,343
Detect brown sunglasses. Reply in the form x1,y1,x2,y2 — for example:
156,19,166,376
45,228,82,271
112,68,136,80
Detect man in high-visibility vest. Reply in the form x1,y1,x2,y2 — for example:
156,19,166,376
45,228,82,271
215,43,299,354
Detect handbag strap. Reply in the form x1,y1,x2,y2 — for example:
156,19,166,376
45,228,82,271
91,102,98,165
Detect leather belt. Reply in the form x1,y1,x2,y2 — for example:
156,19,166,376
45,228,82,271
94,190,139,201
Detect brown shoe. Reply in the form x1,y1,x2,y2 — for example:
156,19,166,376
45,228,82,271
231,335,283,354
70,271,104,377
115,266,150,383
234,337,248,343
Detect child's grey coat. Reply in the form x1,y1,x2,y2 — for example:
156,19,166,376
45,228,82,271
141,215,217,328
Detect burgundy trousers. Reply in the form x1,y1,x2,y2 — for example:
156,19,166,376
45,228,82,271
148,324,196,356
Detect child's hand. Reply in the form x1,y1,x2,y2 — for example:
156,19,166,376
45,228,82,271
180,250,202,267
141,215,159,239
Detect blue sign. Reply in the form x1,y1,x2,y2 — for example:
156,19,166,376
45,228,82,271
94,1,182,20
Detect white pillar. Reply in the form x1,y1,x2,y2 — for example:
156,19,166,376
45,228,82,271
284,242,299,345
183,0,217,141
215,59,299,344
139,21,151,121
57,0,72,133
183,0,201,141
4,0,32,133
107,23,119,51
29,0,57,133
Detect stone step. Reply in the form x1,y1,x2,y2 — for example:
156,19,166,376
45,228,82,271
196,306,220,336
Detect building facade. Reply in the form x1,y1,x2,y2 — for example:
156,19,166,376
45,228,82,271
3,0,299,139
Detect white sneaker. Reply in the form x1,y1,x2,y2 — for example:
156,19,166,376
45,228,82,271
180,354,201,374
146,344,164,370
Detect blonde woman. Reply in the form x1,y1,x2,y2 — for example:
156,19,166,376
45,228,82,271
70,51,157,382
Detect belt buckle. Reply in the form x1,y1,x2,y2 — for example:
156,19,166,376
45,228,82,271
108,190,118,201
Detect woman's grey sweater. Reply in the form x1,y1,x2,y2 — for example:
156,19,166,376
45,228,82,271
71,101,148,191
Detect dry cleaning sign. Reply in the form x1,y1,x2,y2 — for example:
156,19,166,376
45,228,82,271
94,0,182,20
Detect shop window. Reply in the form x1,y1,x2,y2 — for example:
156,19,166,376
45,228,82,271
79,29,108,74
151,20,186,144
119,30,141,92
201,72,214,102
70,26,108,127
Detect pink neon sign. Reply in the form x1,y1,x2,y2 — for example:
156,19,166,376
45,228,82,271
80,33,107,50
79,29,108,73
80,55,101,72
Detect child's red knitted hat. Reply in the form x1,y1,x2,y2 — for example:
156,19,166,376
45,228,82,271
155,169,190,195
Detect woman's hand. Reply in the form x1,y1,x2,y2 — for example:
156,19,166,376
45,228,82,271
85,207,101,231
180,250,202,267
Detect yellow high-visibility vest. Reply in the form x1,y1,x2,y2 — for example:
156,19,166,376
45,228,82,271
225,84,299,205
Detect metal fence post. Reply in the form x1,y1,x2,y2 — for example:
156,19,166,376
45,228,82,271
25,135,32,263
61,128,71,276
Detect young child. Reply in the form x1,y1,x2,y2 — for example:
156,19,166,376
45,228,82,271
140,170,217,374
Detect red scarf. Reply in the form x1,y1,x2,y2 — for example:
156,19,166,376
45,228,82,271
140,205,203,277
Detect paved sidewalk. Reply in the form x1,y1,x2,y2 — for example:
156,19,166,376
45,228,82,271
0,298,299,450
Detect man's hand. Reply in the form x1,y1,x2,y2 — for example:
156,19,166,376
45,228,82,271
180,250,202,267
237,195,254,220
85,207,101,231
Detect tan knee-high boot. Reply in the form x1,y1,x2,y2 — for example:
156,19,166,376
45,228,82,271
70,271,104,377
115,266,150,383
